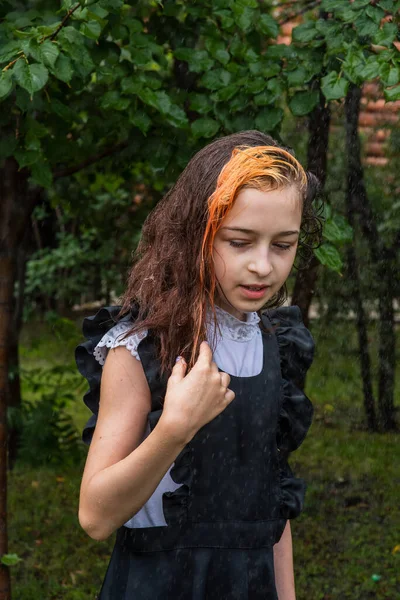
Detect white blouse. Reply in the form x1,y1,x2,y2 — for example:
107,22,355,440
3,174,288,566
93,305,263,528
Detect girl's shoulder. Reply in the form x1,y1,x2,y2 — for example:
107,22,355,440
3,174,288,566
75,305,151,444
93,317,148,366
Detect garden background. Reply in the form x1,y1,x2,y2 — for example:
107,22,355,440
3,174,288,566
0,1,399,598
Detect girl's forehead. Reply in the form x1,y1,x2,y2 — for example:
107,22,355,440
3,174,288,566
221,186,302,232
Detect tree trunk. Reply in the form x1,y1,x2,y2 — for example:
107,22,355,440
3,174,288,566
8,230,29,470
0,249,13,599
0,158,37,600
345,85,397,433
377,251,397,431
291,89,330,327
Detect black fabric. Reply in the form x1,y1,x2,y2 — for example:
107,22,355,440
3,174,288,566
100,538,278,600
75,305,315,599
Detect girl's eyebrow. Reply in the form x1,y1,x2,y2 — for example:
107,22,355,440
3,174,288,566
221,227,299,236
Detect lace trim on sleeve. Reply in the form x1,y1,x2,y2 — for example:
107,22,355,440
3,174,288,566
93,321,148,365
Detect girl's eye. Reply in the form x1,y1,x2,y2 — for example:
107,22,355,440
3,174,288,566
229,240,249,248
273,243,291,251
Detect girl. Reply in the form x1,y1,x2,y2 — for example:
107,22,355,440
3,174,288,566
76,130,321,600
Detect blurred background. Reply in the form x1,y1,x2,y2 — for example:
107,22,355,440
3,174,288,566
1,0,399,598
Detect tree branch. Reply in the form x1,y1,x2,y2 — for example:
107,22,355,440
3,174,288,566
53,140,129,179
43,3,81,42
278,0,321,26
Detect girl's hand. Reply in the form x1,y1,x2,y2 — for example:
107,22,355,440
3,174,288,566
159,341,235,444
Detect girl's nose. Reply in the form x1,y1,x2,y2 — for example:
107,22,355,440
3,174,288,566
248,252,273,278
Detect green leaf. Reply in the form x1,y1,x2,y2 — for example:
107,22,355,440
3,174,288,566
50,54,73,83
244,78,267,94
289,90,319,116
314,243,343,272
199,69,231,90
137,89,172,114
0,41,22,64
321,72,348,101
31,161,53,188
129,110,152,134
354,14,379,37
15,148,39,168
1,554,22,567
264,44,292,59
189,93,213,114
235,7,254,32
100,91,130,111
380,64,399,87
166,104,189,128
214,48,230,66
30,40,59,69
377,0,394,8
243,48,260,63
249,61,280,78
323,215,353,243
374,22,397,47
191,117,220,138
98,0,124,10
0,71,13,100
292,22,319,43
211,84,239,102
359,59,380,80
81,20,102,40
255,107,283,131
13,60,48,95
366,5,385,23
287,67,307,86
384,85,400,102
258,14,278,38
58,27,94,78
254,90,275,106
214,9,235,30
205,38,230,65
174,48,214,73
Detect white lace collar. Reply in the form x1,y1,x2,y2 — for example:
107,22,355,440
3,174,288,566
207,305,261,342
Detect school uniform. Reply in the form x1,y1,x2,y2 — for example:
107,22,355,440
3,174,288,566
76,304,314,599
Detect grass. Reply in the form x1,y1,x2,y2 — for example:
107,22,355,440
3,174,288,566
8,315,400,599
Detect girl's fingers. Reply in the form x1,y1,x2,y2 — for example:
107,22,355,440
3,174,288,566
210,361,219,375
224,388,235,403
196,341,213,367
170,356,187,381
220,372,230,388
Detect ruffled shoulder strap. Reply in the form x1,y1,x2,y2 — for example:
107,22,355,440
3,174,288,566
75,305,138,444
261,305,315,453
261,305,315,522
263,305,315,383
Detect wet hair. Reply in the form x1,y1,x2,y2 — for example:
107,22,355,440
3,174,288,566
120,130,322,374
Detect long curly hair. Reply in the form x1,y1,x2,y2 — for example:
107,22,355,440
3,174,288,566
119,131,322,375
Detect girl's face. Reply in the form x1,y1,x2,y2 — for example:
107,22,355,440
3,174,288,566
212,185,302,321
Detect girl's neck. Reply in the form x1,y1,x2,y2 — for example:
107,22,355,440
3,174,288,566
213,301,250,323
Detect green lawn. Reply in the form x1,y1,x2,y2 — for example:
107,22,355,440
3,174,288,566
9,315,400,599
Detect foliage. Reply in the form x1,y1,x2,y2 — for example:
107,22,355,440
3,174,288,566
0,554,22,567
9,362,85,467
2,0,399,284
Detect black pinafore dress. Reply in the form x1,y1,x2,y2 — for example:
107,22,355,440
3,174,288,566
75,306,315,600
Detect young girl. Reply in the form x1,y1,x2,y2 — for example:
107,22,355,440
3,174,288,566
76,130,321,600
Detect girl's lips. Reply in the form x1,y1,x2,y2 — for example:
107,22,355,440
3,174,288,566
239,285,269,299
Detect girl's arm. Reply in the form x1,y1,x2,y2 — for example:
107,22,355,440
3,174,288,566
273,520,296,600
79,343,234,541
78,346,186,541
